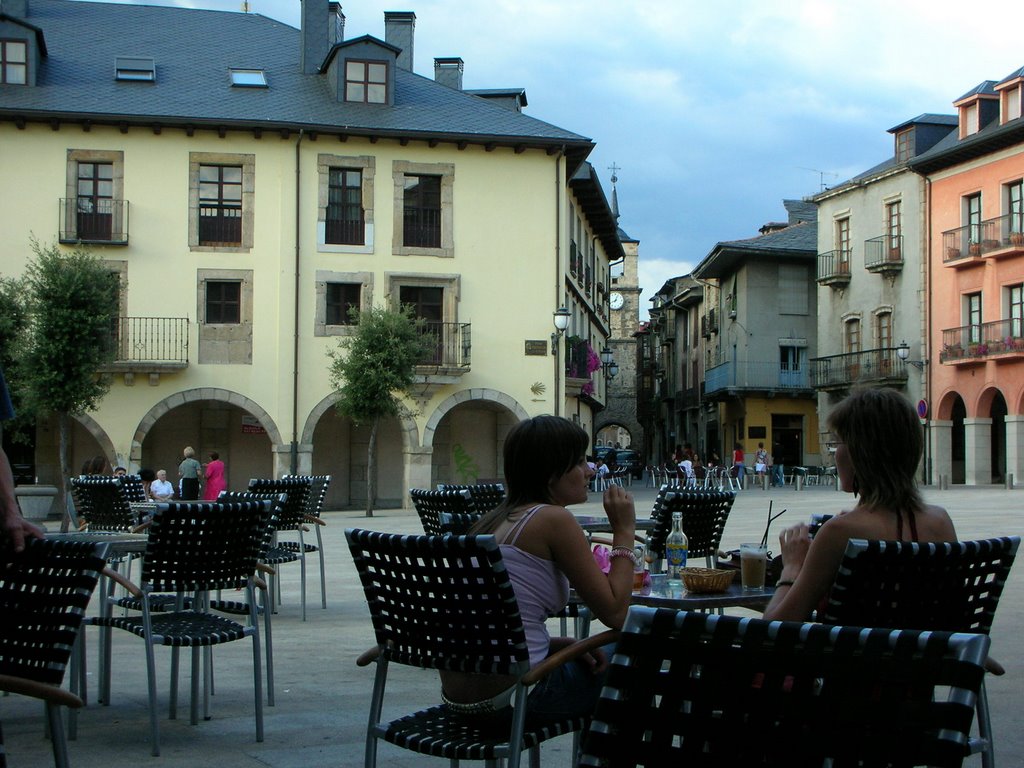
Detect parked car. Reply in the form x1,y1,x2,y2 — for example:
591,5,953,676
593,447,643,480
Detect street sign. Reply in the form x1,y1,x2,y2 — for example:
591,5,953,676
917,399,928,419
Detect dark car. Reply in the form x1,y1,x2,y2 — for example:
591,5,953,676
594,447,643,480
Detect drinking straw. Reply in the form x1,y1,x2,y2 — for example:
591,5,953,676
760,500,787,549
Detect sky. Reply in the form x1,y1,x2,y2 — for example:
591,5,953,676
100,0,1024,318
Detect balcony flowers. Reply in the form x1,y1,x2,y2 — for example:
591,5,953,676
580,343,603,396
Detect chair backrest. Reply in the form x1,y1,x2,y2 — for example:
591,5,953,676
70,475,137,531
437,510,484,535
645,490,736,559
346,529,530,676
218,491,288,559
409,488,475,536
581,607,988,768
438,482,506,513
120,474,148,502
284,474,332,519
247,476,312,532
821,536,1020,635
0,538,110,686
142,500,270,592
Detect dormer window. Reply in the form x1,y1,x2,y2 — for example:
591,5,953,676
1,39,27,85
962,102,980,136
345,60,387,104
895,128,912,163
229,68,267,88
1002,84,1021,123
115,56,155,82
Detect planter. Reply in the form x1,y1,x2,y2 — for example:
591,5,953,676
968,244,983,257
1010,232,1024,247
983,239,1000,251
14,484,59,523
888,247,902,261
946,246,962,260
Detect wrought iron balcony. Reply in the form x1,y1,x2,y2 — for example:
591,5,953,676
59,198,129,245
810,348,908,391
98,317,189,381
941,319,1024,364
416,321,471,370
816,249,852,286
864,235,903,274
941,218,1005,264
705,360,813,397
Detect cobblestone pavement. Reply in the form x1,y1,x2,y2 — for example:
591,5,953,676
4,482,1021,766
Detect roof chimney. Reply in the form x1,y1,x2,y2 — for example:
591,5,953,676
384,11,415,71
300,0,341,75
0,0,28,18
329,2,345,48
433,57,463,90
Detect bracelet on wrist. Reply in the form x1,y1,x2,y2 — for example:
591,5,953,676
775,579,795,588
608,546,639,567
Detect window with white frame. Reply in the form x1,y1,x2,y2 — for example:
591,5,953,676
1003,84,1021,123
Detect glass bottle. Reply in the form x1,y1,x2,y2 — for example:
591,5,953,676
665,510,688,584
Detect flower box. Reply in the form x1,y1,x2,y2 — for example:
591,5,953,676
946,246,962,260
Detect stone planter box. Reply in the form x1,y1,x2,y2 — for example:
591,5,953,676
14,484,59,522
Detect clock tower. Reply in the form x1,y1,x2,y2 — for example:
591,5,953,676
595,167,643,453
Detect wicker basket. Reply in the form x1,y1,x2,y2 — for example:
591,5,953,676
680,567,734,594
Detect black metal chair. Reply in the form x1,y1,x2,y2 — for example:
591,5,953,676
346,529,615,768
282,474,331,610
644,489,736,568
69,476,138,532
581,607,989,768
0,539,110,768
409,488,475,536
821,536,1020,768
438,482,506,513
247,477,313,620
119,474,148,503
86,500,270,756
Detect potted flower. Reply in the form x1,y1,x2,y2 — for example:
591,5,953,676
968,241,983,257
946,246,962,260
1010,231,1024,247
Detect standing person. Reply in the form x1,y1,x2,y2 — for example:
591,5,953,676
771,441,785,487
764,388,956,622
178,446,202,501
0,364,44,552
202,451,226,501
754,441,769,487
149,469,174,501
732,441,745,487
441,415,636,719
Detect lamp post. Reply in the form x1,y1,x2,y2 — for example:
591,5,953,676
552,307,570,416
896,340,927,370
600,346,618,383
896,340,930,484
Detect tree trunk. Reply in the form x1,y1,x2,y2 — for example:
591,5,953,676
365,416,378,517
58,411,71,532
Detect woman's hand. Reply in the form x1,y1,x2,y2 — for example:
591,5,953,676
778,523,811,579
602,485,635,537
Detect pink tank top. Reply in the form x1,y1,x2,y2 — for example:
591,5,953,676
498,505,570,667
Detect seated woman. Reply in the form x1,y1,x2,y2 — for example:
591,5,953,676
440,415,636,718
763,388,956,622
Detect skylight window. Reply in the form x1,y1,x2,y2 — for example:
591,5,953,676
115,56,155,82
230,69,267,88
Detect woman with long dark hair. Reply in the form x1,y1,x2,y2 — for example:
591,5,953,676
763,388,956,621
440,415,636,718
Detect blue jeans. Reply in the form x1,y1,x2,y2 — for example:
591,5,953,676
527,643,615,718
772,464,784,486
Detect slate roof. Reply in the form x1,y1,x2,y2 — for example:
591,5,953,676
0,0,592,150
693,221,818,279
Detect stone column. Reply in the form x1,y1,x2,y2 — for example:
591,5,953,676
964,417,992,486
271,443,294,478
405,446,434,507
1005,415,1024,488
930,420,952,486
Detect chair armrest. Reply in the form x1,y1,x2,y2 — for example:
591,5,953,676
252,575,268,591
356,646,381,667
131,520,151,534
304,515,327,527
0,674,84,708
521,629,620,686
102,566,143,598
986,656,1005,676
256,563,276,576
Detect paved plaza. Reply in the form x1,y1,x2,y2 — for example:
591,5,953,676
4,482,1023,767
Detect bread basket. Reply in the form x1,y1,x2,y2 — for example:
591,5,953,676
680,567,734,594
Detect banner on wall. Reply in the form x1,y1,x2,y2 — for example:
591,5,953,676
241,415,266,434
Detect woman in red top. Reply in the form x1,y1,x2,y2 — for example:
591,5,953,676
732,442,745,486
202,451,227,501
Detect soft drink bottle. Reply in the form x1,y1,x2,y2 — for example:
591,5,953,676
665,510,688,584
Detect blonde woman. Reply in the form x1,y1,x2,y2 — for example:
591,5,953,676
177,446,202,500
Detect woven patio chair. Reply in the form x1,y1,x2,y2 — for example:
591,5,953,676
644,489,736,568
409,487,475,536
247,477,313,620
282,474,331,610
346,529,616,768
0,539,109,768
821,536,1020,768
438,482,507,513
580,607,988,768
86,500,271,756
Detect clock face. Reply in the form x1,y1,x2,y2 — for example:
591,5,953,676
610,292,624,310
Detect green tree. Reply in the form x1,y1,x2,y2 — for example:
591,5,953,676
21,241,118,529
328,305,430,517
0,275,31,444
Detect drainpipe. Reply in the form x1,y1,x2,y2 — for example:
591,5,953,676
291,129,304,475
553,147,565,417
924,176,932,485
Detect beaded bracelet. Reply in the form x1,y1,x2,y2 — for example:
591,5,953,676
608,546,640,567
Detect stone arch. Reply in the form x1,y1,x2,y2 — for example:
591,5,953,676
935,388,968,421
422,388,529,449
71,412,118,466
130,387,282,463
301,393,420,451
975,384,1006,417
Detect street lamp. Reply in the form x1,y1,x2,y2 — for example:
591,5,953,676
600,346,618,381
551,306,571,416
896,340,927,370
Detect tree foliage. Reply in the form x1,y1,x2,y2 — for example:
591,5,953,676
0,276,33,444
328,305,431,515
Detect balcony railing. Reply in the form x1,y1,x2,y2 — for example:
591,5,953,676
810,348,908,390
816,249,852,285
941,218,1000,263
403,208,441,248
941,318,1024,363
705,360,812,395
59,198,129,245
864,235,903,273
103,317,189,364
199,207,242,246
565,338,591,379
416,321,471,369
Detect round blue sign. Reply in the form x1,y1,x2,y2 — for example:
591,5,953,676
917,399,928,419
